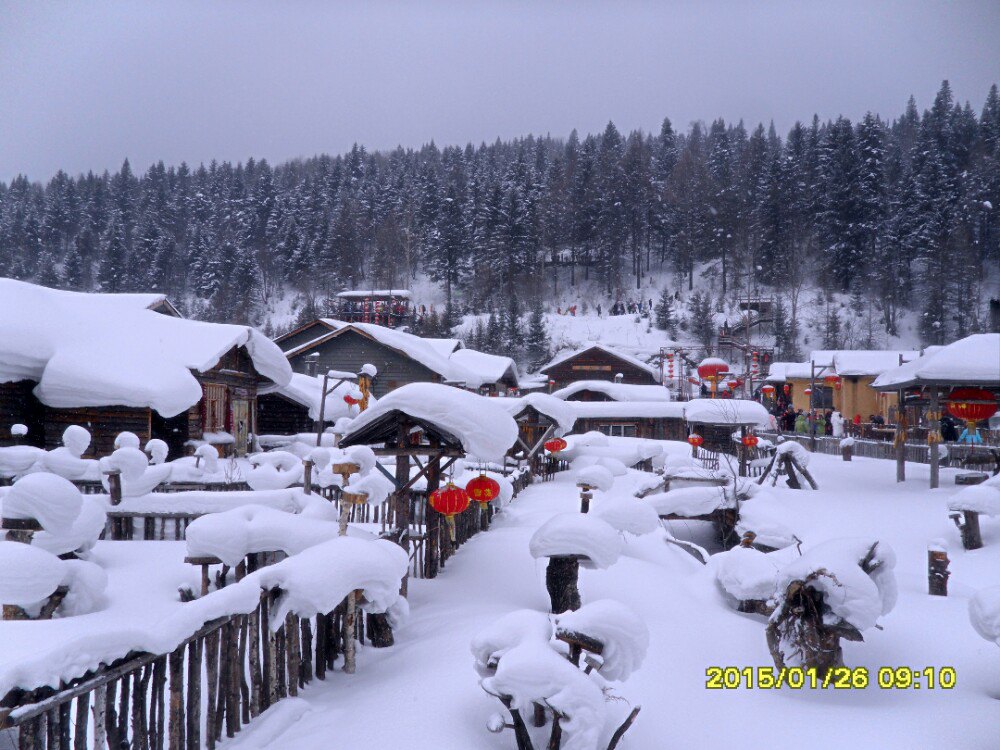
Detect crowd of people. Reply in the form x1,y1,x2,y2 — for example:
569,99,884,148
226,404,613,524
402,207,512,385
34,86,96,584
772,404,986,444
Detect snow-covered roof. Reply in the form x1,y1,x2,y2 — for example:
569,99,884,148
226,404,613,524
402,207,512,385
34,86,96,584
340,382,519,461
495,393,577,435
872,335,1000,389
424,337,464,357
567,401,686,420
552,381,672,402
0,279,292,417
683,398,770,426
335,289,412,299
299,320,478,385
265,373,368,421
831,350,919,376
540,344,660,382
449,348,519,386
765,362,809,382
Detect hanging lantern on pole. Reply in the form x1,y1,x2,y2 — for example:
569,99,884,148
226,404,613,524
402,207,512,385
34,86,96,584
945,387,998,435
697,358,729,399
783,384,791,396
824,374,842,391
544,437,568,454
429,482,471,541
466,473,501,509
741,434,759,448
687,433,704,448
761,384,776,398
803,387,813,396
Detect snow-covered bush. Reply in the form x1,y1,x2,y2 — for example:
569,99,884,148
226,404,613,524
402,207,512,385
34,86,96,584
473,599,647,750
3,473,83,535
766,538,896,674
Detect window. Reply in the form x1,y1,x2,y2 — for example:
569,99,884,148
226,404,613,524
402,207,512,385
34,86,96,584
598,423,637,438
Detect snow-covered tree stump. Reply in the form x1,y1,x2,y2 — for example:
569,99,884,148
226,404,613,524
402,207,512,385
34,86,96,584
950,510,983,550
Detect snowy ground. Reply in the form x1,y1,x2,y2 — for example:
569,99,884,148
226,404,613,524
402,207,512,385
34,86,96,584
218,452,1000,750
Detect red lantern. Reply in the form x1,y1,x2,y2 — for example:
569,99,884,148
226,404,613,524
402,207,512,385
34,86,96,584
544,437,568,453
343,393,361,406
727,379,740,390
761,384,776,397
687,433,704,448
466,473,501,508
742,434,759,448
782,384,791,395
824,374,842,390
803,387,813,396
697,358,729,382
429,482,471,541
946,387,998,428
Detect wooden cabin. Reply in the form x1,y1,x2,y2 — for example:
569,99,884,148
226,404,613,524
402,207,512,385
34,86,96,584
540,344,660,391
497,394,577,461
568,402,687,441
0,280,291,459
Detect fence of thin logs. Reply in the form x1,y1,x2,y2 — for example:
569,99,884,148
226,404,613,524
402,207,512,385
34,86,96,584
0,583,359,750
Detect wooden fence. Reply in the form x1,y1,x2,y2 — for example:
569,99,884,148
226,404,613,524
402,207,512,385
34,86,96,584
0,585,359,750
761,432,999,471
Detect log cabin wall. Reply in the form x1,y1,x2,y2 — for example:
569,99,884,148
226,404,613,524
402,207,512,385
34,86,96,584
257,393,314,435
0,380,45,447
43,405,153,457
287,328,443,399
573,416,686,441
543,348,658,390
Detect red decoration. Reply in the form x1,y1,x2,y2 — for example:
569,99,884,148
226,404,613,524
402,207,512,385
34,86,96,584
727,378,741,390
544,437,568,453
343,393,361,406
823,374,842,390
946,387,998,425
742,434,759,448
697,359,729,382
803,387,813,396
687,433,704,448
761,384,776,397
429,482,471,518
466,473,501,507
782,384,791,395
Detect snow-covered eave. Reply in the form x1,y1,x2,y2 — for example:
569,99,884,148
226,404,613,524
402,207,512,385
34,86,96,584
540,344,661,381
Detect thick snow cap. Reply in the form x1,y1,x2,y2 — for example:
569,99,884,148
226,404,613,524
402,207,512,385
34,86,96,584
684,398,770,427
529,513,623,569
0,279,292,417
871,334,1000,389
495,393,578,436
341,383,519,462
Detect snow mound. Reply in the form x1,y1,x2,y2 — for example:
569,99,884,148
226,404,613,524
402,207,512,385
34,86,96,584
684,398,770,427
345,471,394,505
736,493,799,550
948,482,1000,516
10,424,28,437
713,546,782,602
32,496,108,557
554,599,649,681
471,609,553,676
496,393,578,436
645,486,731,517
0,446,46,478
3,473,83,535
256,537,408,625
775,440,811,466
529,513,623,569
969,585,1000,647
592,497,660,536
0,542,67,605
145,439,169,464
575,465,615,492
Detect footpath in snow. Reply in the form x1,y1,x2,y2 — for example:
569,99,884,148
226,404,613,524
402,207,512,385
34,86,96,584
223,454,1000,750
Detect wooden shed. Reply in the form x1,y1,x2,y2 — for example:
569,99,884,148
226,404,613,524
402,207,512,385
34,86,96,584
540,345,660,391
567,401,687,441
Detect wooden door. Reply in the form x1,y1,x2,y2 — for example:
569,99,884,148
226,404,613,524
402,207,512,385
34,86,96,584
232,398,250,456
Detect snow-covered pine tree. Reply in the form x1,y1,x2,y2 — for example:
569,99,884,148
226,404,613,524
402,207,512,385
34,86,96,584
655,287,676,335
524,300,551,371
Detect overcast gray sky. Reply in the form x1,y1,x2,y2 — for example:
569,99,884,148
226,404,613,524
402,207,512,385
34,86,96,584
1,0,998,182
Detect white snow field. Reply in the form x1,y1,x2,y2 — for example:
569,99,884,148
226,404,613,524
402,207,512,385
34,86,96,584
210,452,1000,750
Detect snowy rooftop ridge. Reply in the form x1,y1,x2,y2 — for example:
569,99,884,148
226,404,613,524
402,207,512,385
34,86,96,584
540,343,661,382
552,380,672,402
767,349,920,381
0,279,292,417
872,334,1000,389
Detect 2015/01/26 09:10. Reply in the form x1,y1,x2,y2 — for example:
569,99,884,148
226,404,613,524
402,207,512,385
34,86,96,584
704,666,957,690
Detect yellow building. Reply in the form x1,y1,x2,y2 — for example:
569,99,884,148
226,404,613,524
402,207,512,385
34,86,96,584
766,350,919,420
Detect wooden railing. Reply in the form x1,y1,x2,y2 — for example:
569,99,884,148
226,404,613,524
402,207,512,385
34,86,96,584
0,586,355,750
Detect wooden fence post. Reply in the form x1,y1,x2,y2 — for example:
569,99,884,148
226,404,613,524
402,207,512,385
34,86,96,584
927,545,949,596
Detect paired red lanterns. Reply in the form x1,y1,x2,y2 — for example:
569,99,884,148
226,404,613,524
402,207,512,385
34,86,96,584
429,482,471,541
544,437,568,454
824,374,842,390
946,388,998,428
761,384,776,397
742,434,759,448
687,433,704,448
466,473,501,508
